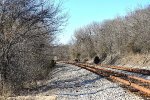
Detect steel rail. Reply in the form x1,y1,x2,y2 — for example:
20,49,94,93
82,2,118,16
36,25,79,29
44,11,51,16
80,63,150,84
86,67,150,96
100,64,150,75
65,62,150,96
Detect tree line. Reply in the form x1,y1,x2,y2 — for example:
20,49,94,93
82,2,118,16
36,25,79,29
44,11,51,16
0,0,66,95
69,6,150,61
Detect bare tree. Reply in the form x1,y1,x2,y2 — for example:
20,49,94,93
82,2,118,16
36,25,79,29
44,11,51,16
0,0,67,95
70,5,150,63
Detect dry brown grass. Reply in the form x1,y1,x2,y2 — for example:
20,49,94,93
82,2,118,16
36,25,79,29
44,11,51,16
115,54,150,69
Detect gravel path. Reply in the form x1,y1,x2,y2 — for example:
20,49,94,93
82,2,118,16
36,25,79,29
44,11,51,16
34,63,143,100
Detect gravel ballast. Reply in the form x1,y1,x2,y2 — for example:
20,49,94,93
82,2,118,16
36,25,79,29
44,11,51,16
36,63,143,100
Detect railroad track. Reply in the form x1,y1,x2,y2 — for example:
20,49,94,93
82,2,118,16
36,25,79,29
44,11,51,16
99,64,150,75
62,61,150,99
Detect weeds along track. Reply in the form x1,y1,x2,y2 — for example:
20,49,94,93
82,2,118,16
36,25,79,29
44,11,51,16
62,62,150,99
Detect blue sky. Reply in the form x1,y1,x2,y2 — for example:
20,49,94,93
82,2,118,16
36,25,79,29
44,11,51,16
57,0,150,44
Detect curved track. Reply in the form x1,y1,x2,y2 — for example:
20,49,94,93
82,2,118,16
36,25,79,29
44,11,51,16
63,62,150,99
